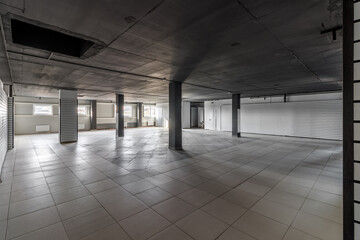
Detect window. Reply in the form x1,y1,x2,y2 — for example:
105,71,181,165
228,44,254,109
33,104,53,115
144,105,156,117
124,105,132,117
78,105,88,116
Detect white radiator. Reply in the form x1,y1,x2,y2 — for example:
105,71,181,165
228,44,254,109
36,125,50,132
78,123,85,130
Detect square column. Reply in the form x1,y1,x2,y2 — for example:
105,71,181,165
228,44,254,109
344,1,357,239
137,103,143,127
90,100,97,130
232,93,241,138
59,89,78,143
116,94,124,137
169,82,182,150
7,85,14,149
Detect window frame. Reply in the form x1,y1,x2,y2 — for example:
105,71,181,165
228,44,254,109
143,105,156,117
33,104,53,115
77,105,88,116
124,105,132,117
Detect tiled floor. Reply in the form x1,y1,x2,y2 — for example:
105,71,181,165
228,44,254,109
0,128,343,240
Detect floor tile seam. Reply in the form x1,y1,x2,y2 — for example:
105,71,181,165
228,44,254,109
210,141,320,240
5,220,63,240
284,148,340,240
67,167,139,240
42,149,85,240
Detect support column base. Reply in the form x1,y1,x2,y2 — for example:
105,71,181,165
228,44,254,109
232,133,241,138
168,146,183,151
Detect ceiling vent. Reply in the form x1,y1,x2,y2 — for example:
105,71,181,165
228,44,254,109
11,19,94,58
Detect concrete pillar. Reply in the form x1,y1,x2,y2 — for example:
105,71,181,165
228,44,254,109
7,85,14,149
232,93,241,137
90,100,97,130
137,103,143,127
169,82,182,150
116,94,124,137
59,89,78,143
344,1,356,239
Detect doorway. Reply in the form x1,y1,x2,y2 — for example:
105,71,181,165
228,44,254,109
190,102,204,128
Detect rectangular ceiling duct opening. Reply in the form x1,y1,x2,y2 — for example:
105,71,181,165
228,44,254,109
11,19,94,58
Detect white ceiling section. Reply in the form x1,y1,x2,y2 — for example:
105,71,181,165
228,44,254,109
0,0,342,103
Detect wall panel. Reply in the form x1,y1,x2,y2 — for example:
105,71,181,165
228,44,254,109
0,82,8,175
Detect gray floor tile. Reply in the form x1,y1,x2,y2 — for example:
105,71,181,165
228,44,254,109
79,224,130,240
217,227,256,240
9,194,54,219
52,186,91,205
11,222,68,240
57,196,101,220
62,208,115,240
84,179,118,194
10,185,50,203
119,209,171,240
251,198,298,225
153,197,196,223
176,210,228,240
201,198,246,224
102,196,147,221
233,211,288,240
148,225,193,240
222,189,260,209
292,211,342,240
135,187,173,206
6,207,61,239
178,188,216,208
283,228,321,240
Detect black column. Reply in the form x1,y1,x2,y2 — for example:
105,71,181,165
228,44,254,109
90,100,97,130
137,103,143,127
232,94,241,138
169,82,182,150
116,94,124,137
343,0,354,239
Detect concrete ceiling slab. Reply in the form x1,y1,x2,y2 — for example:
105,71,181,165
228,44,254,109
0,0,342,102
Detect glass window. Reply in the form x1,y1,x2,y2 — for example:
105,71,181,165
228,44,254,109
33,104,53,115
124,105,132,116
78,105,88,116
144,105,156,117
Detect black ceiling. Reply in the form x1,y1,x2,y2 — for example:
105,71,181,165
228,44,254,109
0,0,343,102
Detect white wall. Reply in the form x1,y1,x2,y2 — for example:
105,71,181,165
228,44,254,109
182,102,190,129
156,102,192,129
205,99,232,131
205,93,343,140
14,97,91,135
156,103,169,127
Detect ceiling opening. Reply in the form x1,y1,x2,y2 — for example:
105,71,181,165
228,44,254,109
11,19,94,58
